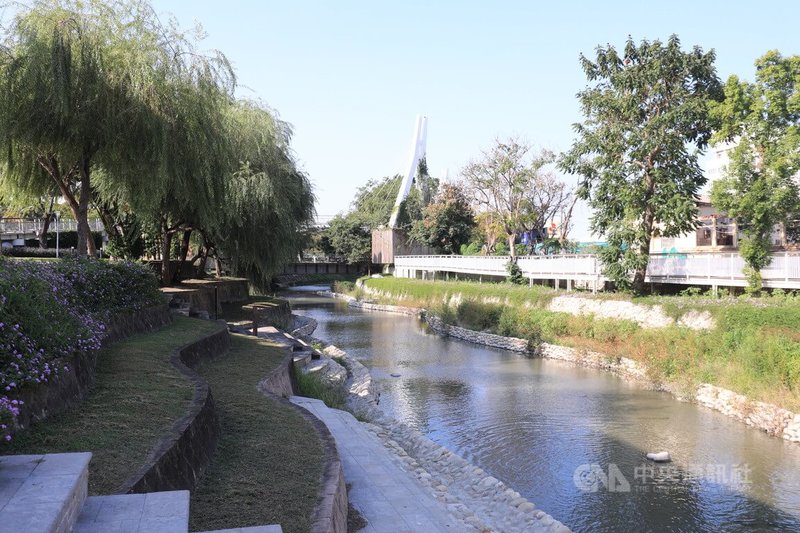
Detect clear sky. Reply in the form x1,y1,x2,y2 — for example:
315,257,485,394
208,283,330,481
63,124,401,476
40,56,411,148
151,1,797,238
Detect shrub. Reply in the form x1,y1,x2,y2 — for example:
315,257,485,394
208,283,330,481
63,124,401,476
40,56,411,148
456,301,503,331
506,261,525,285
333,280,355,294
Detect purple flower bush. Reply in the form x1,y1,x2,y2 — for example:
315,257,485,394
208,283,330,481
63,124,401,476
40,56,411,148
0,258,163,442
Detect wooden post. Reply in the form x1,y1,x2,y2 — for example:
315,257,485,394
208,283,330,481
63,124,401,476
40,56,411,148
252,306,258,337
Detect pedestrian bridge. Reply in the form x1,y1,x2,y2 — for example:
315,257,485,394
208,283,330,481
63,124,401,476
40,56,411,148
394,252,800,291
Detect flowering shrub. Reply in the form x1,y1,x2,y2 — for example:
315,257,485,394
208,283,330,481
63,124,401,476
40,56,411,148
0,258,163,441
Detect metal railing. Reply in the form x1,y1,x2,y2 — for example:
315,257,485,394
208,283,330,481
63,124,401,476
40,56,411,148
0,218,105,237
395,252,800,288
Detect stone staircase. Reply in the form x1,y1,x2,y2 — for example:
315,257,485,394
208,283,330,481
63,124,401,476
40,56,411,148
0,453,282,533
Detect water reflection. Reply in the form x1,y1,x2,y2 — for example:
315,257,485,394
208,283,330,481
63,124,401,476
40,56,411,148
287,288,800,532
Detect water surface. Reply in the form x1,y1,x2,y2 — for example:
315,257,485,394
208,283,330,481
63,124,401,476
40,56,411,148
288,288,800,532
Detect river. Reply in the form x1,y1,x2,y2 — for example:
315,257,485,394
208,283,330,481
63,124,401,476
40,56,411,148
287,287,800,532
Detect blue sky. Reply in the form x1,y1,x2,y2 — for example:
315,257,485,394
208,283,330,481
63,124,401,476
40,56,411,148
145,2,797,237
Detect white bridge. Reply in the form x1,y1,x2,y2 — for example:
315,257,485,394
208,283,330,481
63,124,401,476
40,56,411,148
394,252,800,290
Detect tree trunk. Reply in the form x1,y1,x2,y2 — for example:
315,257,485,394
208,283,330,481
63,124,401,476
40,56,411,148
508,232,517,260
161,218,173,286
38,198,55,248
633,209,655,294
76,155,96,258
175,229,192,282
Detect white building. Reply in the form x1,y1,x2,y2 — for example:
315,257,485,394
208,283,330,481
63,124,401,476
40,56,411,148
650,141,797,254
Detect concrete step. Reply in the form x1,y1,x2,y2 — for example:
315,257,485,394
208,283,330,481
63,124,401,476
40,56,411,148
198,526,283,533
0,452,91,533
73,490,189,533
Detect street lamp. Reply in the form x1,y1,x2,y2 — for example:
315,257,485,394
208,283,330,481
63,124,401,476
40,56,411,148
55,212,60,258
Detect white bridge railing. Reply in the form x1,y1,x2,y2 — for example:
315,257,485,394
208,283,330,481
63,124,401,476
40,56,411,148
0,218,105,238
394,252,800,289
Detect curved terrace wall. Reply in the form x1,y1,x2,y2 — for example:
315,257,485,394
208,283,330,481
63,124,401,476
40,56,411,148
258,347,348,533
119,326,229,494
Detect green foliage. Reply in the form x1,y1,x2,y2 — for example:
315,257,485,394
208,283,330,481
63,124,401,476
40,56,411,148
332,280,356,293
460,242,483,256
411,183,475,254
461,138,561,259
455,301,503,331
326,214,373,264
506,261,525,284
560,35,723,292
709,51,800,291
295,369,347,410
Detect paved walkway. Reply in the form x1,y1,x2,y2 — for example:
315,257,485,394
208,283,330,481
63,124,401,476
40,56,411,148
291,396,465,533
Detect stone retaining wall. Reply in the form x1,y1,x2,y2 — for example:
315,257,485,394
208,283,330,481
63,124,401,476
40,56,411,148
118,326,229,494
291,315,319,337
547,295,715,330
258,347,348,533
12,305,173,431
245,299,293,330
425,314,532,354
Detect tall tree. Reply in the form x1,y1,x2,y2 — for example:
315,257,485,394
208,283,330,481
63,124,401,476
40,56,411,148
709,51,800,292
412,183,475,254
461,138,556,260
210,100,315,290
560,35,722,292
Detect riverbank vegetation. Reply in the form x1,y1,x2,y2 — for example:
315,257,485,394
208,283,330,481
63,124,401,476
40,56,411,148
347,277,800,412
4,317,222,494
191,334,324,533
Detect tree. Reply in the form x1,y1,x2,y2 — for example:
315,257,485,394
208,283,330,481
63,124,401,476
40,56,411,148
709,51,800,292
411,183,475,254
1,1,147,256
560,35,723,292
461,138,558,260
210,101,315,290
326,214,373,264
325,174,424,264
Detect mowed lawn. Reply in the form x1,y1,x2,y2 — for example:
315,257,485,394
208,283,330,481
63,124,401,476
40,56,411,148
4,317,224,494
190,333,324,533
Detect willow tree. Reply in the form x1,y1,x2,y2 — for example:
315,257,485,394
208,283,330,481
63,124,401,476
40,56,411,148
209,100,315,290
560,35,722,292
0,2,136,254
710,51,800,292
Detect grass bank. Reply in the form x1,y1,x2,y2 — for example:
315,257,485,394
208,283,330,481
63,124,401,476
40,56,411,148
190,334,324,533
3,317,223,494
352,277,800,412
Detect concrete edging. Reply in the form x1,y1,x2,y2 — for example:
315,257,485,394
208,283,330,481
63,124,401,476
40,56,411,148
258,350,348,533
117,326,230,494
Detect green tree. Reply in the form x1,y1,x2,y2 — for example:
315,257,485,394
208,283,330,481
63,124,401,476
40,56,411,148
412,183,475,254
326,214,372,264
210,101,315,290
560,35,722,292
0,1,160,256
709,51,800,292
326,175,423,264
462,138,557,260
